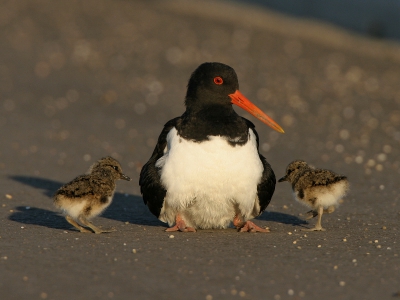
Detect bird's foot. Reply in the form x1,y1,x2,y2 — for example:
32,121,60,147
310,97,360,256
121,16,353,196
165,222,196,232
305,210,318,220
93,227,117,234
238,221,270,233
66,215,92,233
165,216,196,232
301,227,326,232
324,206,335,214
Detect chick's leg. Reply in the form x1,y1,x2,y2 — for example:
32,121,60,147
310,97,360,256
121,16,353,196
305,205,335,220
65,215,91,233
305,210,318,220
324,205,335,214
78,215,116,234
302,206,326,231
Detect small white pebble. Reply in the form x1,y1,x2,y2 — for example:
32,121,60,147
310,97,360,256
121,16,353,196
169,235,175,239
333,265,338,270
288,289,294,296
387,247,391,250
293,241,297,244
352,259,357,263
288,232,292,235
339,281,346,286
21,226,24,229
5,194,12,199
303,234,307,237
376,245,382,249
317,245,322,248
382,226,387,230
343,238,347,242
374,240,379,243
25,206,30,210
283,205,288,209
132,249,136,253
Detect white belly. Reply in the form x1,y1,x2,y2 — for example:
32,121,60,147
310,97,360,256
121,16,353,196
293,180,348,209
156,128,263,229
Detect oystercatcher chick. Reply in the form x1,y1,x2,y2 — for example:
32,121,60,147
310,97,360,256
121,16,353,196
140,62,284,233
54,156,131,234
278,160,349,231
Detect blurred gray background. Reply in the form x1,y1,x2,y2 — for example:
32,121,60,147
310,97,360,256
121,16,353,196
238,0,400,40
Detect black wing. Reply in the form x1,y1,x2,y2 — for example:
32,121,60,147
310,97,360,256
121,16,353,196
244,118,276,214
139,117,180,217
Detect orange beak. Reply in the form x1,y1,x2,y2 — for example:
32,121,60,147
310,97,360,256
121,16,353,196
229,90,285,133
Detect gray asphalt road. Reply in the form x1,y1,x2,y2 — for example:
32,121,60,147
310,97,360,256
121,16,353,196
0,1,399,299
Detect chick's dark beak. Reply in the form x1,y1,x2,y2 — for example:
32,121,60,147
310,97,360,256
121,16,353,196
121,174,131,181
278,176,287,182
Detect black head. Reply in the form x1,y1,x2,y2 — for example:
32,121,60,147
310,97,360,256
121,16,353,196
185,62,239,112
278,160,309,183
90,156,131,181
184,62,285,133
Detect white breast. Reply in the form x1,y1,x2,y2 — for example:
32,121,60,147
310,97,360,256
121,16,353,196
156,128,263,229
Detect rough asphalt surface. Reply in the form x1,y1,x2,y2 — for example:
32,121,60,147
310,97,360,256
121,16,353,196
1,1,399,299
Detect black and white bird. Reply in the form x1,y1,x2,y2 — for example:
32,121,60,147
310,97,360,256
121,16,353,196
140,62,284,232
278,160,349,231
54,156,131,234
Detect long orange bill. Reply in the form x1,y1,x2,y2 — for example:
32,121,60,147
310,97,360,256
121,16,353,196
229,90,285,133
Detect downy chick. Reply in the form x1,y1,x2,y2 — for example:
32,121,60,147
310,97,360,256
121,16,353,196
54,156,131,233
279,160,349,231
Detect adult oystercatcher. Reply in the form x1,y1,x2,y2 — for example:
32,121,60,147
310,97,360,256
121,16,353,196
140,62,284,232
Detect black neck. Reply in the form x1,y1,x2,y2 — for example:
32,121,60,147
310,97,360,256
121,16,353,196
176,104,250,146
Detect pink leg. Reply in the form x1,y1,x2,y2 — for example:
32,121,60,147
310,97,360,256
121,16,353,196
233,214,270,233
165,214,196,232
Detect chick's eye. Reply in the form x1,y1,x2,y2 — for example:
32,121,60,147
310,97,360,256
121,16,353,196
213,76,223,85
113,166,119,171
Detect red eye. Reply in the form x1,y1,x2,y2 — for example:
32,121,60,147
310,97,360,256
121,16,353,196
213,76,223,85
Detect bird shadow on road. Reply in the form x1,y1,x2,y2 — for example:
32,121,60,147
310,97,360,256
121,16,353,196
8,175,165,231
257,211,307,227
